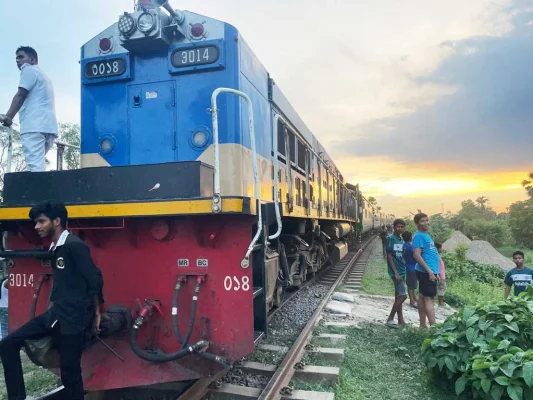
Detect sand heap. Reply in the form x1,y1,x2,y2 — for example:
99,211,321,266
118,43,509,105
466,240,515,271
443,231,515,271
443,231,472,253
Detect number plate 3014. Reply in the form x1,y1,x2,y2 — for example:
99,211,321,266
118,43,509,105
84,58,126,79
171,46,219,68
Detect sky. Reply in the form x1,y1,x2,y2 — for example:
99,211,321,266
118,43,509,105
0,0,531,216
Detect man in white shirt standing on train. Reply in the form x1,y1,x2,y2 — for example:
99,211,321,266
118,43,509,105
1,46,58,172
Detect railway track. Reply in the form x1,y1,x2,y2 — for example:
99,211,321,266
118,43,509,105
181,236,376,400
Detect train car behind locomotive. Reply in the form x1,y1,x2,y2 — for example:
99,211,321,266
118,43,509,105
0,0,388,395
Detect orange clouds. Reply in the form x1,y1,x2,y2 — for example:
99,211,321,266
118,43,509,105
335,156,530,216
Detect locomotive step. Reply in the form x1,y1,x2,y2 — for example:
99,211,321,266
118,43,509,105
253,287,263,298
254,331,265,345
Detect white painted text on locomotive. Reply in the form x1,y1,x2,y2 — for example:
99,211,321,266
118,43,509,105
178,259,189,267
223,276,250,291
196,259,208,267
9,273,34,288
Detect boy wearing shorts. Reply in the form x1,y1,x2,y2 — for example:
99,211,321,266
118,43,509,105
385,219,406,328
412,213,440,328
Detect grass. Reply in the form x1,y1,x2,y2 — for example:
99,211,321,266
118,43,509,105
331,241,456,399
497,245,533,262
444,277,502,308
327,239,509,399
332,323,456,400
0,351,58,399
360,241,395,296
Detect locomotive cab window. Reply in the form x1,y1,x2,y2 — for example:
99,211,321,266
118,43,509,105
288,131,296,164
277,120,286,156
297,140,306,170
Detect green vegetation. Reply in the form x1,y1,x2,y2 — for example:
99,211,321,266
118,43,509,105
331,323,454,400
422,287,533,400
0,352,57,399
510,175,533,248
498,246,533,263
362,239,503,307
360,240,395,297
443,250,505,308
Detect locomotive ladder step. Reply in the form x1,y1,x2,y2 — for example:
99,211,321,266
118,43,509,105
254,330,265,345
253,287,263,298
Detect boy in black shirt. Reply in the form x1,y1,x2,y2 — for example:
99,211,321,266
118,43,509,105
0,201,103,400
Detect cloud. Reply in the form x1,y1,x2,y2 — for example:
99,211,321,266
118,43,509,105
334,0,533,171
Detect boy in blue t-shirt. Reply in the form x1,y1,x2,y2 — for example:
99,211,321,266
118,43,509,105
402,231,417,308
385,219,406,328
504,251,533,298
412,213,440,328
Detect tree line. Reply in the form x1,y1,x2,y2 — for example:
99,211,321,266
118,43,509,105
396,174,533,249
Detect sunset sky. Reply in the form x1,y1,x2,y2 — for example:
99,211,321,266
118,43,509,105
0,0,531,216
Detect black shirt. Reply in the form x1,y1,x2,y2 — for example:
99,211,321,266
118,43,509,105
49,231,104,334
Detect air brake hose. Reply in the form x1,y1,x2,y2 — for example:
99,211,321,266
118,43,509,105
196,350,230,367
172,278,201,349
172,280,185,344
129,327,209,363
179,280,201,350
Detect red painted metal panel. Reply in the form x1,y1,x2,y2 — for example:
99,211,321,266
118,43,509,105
7,215,256,391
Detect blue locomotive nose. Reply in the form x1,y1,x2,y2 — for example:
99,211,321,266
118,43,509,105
80,1,229,168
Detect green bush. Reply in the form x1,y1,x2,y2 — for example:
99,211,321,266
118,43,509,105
442,252,505,308
443,253,505,286
455,244,470,261
422,286,533,399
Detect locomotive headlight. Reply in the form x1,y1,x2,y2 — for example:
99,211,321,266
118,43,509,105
118,13,136,36
138,12,156,34
192,130,208,148
100,138,114,155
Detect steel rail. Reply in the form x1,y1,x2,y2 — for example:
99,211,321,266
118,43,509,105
257,236,376,400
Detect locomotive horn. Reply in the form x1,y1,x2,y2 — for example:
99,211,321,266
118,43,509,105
150,0,179,19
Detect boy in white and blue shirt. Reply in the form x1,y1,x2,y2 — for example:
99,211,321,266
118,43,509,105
504,251,533,298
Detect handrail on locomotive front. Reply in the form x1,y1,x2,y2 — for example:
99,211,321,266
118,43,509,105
270,113,287,240
209,88,261,268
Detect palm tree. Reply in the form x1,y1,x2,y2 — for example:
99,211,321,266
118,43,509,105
476,196,489,216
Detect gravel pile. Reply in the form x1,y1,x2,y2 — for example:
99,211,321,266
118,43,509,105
466,240,515,271
443,231,471,253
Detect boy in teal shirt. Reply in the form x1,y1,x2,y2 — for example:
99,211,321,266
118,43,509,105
386,219,406,328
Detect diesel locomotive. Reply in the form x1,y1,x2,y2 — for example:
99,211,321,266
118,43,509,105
0,0,393,395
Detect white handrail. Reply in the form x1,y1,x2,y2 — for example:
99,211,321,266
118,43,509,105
269,114,286,240
210,88,261,268
6,126,13,174
283,126,293,212
56,140,80,151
